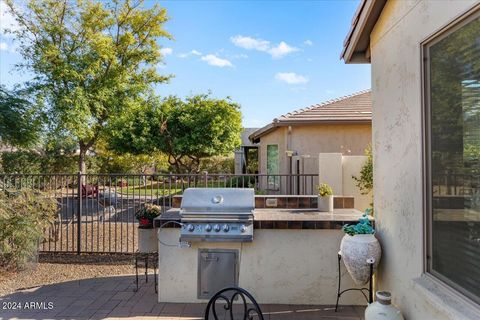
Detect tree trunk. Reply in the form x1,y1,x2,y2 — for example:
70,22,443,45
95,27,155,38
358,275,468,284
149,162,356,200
78,148,87,173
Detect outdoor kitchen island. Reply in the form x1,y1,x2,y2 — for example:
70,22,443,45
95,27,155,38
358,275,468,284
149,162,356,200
154,190,370,306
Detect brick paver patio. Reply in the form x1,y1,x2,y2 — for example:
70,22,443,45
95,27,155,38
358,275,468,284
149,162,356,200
0,274,365,319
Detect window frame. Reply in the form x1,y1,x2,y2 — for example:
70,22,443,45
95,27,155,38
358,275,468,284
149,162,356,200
422,5,480,305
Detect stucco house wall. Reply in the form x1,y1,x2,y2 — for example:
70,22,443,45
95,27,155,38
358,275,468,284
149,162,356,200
258,124,371,176
369,1,479,319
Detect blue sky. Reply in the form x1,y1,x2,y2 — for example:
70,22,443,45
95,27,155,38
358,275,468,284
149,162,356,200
0,0,370,128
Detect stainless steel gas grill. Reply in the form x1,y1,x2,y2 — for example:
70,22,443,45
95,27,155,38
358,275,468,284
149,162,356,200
179,188,254,242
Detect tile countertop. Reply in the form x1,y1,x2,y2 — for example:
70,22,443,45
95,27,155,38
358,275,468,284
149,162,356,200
155,208,371,230
254,208,366,221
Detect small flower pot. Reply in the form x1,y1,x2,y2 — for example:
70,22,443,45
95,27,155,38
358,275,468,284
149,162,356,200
138,228,157,253
318,195,333,212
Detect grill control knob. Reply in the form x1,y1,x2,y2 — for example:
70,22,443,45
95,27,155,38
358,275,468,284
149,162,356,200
222,224,230,232
214,224,221,232
240,225,247,233
187,224,195,232
205,224,212,232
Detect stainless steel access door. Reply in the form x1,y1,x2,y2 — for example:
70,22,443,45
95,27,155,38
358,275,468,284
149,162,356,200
198,249,239,299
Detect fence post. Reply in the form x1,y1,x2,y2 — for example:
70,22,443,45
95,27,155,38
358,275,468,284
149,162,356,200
204,171,208,188
77,171,82,255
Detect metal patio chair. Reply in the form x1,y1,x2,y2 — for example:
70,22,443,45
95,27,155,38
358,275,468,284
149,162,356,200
204,287,264,320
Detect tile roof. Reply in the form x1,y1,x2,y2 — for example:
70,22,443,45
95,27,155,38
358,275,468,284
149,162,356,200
276,90,371,123
249,90,371,142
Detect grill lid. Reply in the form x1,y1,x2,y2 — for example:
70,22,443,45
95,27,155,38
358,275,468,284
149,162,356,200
180,188,254,214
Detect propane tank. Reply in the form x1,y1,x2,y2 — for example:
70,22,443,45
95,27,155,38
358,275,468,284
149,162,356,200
365,291,404,320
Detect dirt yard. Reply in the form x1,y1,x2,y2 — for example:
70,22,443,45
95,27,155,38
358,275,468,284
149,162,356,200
41,221,140,253
0,254,135,297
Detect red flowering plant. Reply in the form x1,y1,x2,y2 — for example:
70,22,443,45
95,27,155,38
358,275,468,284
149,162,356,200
135,204,162,229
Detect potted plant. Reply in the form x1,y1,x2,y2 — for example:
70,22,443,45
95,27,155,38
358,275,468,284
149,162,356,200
317,183,333,212
135,204,162,252
340,210,381,285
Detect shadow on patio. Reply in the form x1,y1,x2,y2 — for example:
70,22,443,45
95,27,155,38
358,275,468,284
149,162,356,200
0,274,365,319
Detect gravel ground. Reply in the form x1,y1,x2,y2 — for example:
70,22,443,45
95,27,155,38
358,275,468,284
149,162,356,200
41,221,139,253
0,254,135,297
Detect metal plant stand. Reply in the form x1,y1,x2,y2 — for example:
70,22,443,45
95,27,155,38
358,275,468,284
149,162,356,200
134,251,158,293
335,251,374,312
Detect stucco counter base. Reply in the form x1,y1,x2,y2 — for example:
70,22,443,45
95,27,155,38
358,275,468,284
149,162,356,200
156,209,370,305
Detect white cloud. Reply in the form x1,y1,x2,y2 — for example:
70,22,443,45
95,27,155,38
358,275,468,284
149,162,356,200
0,40,17,53
231,53,248,59
268,41,299,59
201,54,233,68
160,47,173,56
275,72,309,85
230,35,299,59
230,35,270,51
304,40,313,46
0,0,20,37
178,49,202,58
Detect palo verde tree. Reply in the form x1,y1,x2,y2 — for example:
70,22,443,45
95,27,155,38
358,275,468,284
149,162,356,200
108,93,243,173
4,0,172,173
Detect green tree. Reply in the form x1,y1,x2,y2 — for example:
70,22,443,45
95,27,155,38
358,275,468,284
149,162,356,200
1,151,44,174
4,0,172,173
108,94,243,173
0,86,45,148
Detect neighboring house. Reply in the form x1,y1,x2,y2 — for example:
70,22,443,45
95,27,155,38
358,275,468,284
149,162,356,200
249,91,372,194
342,1,480,319
234,128,259,174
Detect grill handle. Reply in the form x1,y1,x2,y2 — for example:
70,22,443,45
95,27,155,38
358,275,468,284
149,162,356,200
203,256,219,262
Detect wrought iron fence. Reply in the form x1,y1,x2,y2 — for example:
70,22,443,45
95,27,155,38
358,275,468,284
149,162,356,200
0,172,317,254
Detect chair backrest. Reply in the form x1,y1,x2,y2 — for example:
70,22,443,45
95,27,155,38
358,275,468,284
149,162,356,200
204,287,264,320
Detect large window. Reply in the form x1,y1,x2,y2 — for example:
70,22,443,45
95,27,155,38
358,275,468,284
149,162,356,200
424,9,480,303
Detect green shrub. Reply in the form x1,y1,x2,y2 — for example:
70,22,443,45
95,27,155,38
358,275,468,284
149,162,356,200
0,189,58,270
1,151,43,174
198,156,235,174
226,175,256,188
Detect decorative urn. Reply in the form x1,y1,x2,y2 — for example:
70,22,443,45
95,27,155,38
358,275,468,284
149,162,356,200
365,291,404,320
340,233,381,285
340,212,381,285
